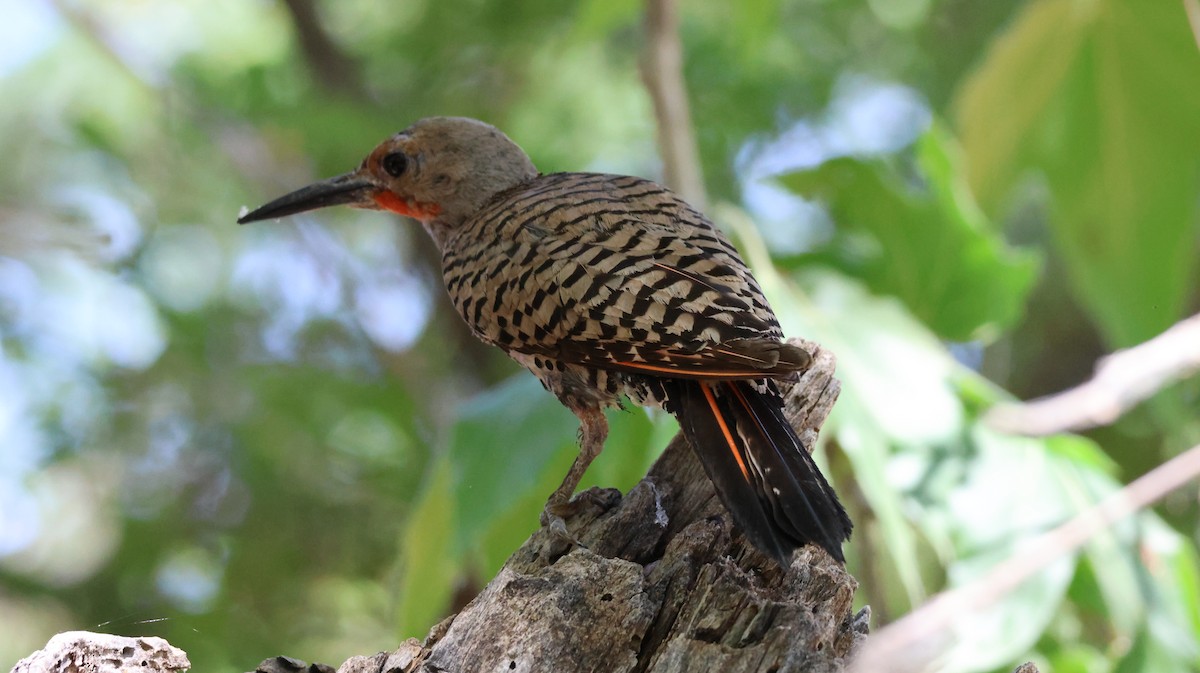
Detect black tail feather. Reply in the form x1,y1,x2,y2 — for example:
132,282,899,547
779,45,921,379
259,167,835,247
667,379,852,565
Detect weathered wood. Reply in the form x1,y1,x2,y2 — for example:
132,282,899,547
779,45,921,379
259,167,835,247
400,339,863,673
10,632,190,673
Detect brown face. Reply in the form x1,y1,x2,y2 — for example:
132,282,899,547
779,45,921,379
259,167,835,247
237,134,444,226
238,116,537,235
356,137,443,222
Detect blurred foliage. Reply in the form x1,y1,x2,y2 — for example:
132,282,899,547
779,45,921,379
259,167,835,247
956,0,1200,348
780,125,1039,341
1,1,1198,673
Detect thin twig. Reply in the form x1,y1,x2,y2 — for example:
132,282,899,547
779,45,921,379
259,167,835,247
46,0,160,91
986,313,1200,435
279,0,365,97
850,441,1200,673
640,0,707,211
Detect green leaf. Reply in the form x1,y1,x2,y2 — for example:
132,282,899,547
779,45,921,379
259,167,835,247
779,125,1038,342
1169,534,1200,643
580,406,676,495
935,429,1116,672
395,455,461,636
1047,645,1111,673
942,546,1075,673
465,403,676,575
1044,434,1119,475
449,374,580,551
448,373,675,576
1133,517,1200,664
956,0,1200,346
1112,619,1196,673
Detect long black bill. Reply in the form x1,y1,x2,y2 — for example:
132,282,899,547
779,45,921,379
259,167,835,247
237,172,378,224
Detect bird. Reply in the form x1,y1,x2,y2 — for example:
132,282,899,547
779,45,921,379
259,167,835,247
237,116,852,566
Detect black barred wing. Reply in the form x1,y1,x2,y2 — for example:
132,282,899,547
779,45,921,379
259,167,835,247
442,172,803,379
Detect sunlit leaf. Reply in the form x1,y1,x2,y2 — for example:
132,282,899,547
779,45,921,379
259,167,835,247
942,549,1075,673
956,0,1200,346
936,430,1116,673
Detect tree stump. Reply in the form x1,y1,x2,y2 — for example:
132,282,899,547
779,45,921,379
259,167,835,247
396,339,863,673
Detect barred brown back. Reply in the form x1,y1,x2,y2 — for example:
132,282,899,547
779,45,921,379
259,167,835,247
442,173,793,390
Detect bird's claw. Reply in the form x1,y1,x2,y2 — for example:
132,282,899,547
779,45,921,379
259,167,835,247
540,503,578,561
541,498,578,522
545,513,572,541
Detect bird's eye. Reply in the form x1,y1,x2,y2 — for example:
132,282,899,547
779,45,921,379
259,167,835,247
382,152,408,178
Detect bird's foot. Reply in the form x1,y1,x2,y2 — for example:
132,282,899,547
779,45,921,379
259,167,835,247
539,488,621,527
540,500,579,561
538,489,621,562
538,496,582,526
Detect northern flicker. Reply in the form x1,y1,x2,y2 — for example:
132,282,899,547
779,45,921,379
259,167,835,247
238,117,852,565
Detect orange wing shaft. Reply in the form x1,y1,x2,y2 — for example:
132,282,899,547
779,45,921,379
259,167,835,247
612,360,773,379
700,382,751,481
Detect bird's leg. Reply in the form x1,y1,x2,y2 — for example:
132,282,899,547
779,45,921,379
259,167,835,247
540,406,608,539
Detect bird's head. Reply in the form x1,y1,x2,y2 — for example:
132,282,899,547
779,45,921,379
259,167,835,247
237,117,538,248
